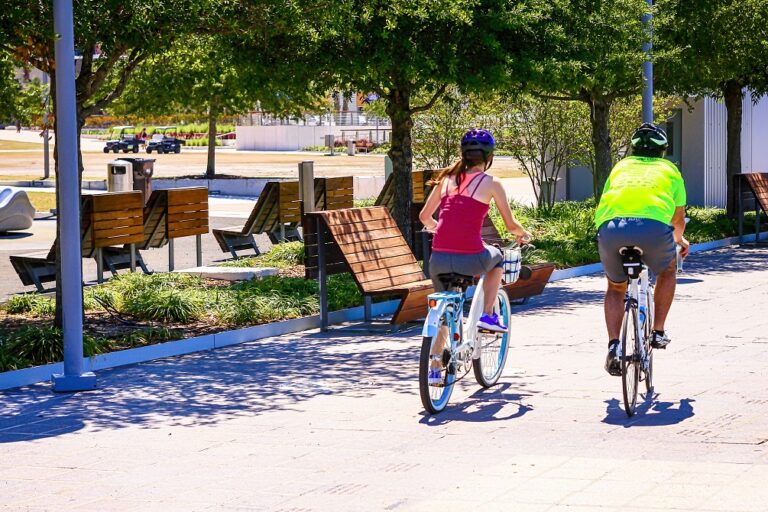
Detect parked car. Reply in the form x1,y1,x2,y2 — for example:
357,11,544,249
103,125,143,154
146,126,185,154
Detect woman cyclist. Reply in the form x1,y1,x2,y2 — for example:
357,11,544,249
419,129,531,384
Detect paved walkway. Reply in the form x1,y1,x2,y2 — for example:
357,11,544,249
1,246,767,511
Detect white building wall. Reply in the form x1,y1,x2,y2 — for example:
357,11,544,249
703,97,728,208
681,93,768,208
236,126,337,151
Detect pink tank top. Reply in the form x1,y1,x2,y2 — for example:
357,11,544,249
431,172,489,254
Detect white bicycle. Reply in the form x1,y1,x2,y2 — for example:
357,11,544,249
418,242,530,414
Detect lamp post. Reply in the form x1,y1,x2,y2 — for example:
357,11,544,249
642,0,654,123
42,72,50,180
51,0,96,392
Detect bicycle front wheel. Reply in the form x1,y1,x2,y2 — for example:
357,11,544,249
419,316,455,414
621,304,640,417
473,289,511,388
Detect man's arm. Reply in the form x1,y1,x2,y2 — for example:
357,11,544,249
671,206,689,257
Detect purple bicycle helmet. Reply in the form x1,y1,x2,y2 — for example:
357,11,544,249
461,128,496,157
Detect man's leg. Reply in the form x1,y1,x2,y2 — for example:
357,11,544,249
605,278,628,341
653,259,677,332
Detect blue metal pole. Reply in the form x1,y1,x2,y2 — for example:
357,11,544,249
642,0,654,124
52,0,96,391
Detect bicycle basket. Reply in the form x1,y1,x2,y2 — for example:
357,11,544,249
502,247,522,283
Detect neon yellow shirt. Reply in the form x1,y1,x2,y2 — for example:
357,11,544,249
594,156,686,228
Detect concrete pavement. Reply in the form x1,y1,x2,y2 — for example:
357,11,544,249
1,245,767,511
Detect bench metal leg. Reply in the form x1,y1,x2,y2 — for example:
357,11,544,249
317,217,328,332
738,177,745,243
169,239,175,271
27,263,46,293
196,234,203,267
364,296,372,322
130,243,136,272
96,248,104,283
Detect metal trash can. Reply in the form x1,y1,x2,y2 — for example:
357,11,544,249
121,157,155,203
107,159,133,192
347,140,356,156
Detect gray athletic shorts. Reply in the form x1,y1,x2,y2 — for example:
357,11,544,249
597,217,676,283
429,245,503,292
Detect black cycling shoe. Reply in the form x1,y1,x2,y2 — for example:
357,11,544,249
604,340,622,376
651,330,671,349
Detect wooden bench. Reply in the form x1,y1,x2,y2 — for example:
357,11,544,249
213,177,354,259
375,170,434,256
10,191,147,291
99,186,206,273
165,187,209,270
304,206,434,329
736,172,768,243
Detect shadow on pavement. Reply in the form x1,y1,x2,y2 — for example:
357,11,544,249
418,382,533,426
602,397,695,427
0,232,32,240
0,333,421,443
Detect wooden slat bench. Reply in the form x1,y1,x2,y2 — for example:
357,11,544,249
10,195,95,292
375,170,434,255
166,187,209,270
736,172,768,243
213,177,355,259
304,206,434,329
100,187,206,273
10,191,149,291
91,191,146,282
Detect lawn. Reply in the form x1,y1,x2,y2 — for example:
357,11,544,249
0,140,42,150
25,192,56,212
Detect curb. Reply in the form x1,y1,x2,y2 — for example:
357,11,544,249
0,299,399,391
548,230,767,282
3,180,107,190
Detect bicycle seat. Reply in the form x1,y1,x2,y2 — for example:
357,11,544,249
435,273,475,291
618,246,644,279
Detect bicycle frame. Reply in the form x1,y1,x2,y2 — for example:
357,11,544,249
422,275,488,364
624,266,651,371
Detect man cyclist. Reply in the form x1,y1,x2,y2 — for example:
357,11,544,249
596,123,689,376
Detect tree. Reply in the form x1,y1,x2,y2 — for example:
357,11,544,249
323,0,535,242
0,55,21,122
0,0,216,327
656,0,768,215
529,0,650,198
504,96,587,210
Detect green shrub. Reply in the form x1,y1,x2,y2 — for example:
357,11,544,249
354,198,376,208
116,327,181,348
220,241,305,269
4,295,55,317
0,326,108,368
107,273,205,323
302,145,331,152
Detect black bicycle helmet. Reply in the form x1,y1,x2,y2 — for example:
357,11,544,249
460,128,496,157
631,123,669,152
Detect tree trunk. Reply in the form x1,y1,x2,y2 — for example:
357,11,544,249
53,108,86,328
205,98,218,179
385,89,415,245
587,97,613,200
723,81,744,217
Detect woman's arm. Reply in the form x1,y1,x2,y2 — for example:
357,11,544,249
418,179,443,231
491,180,531,243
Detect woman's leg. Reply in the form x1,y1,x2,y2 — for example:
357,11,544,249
483,267,503,315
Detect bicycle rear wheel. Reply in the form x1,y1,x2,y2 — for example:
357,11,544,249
419,316,455,414
621,304,640,417
473,289,511,387
643,286,654,395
